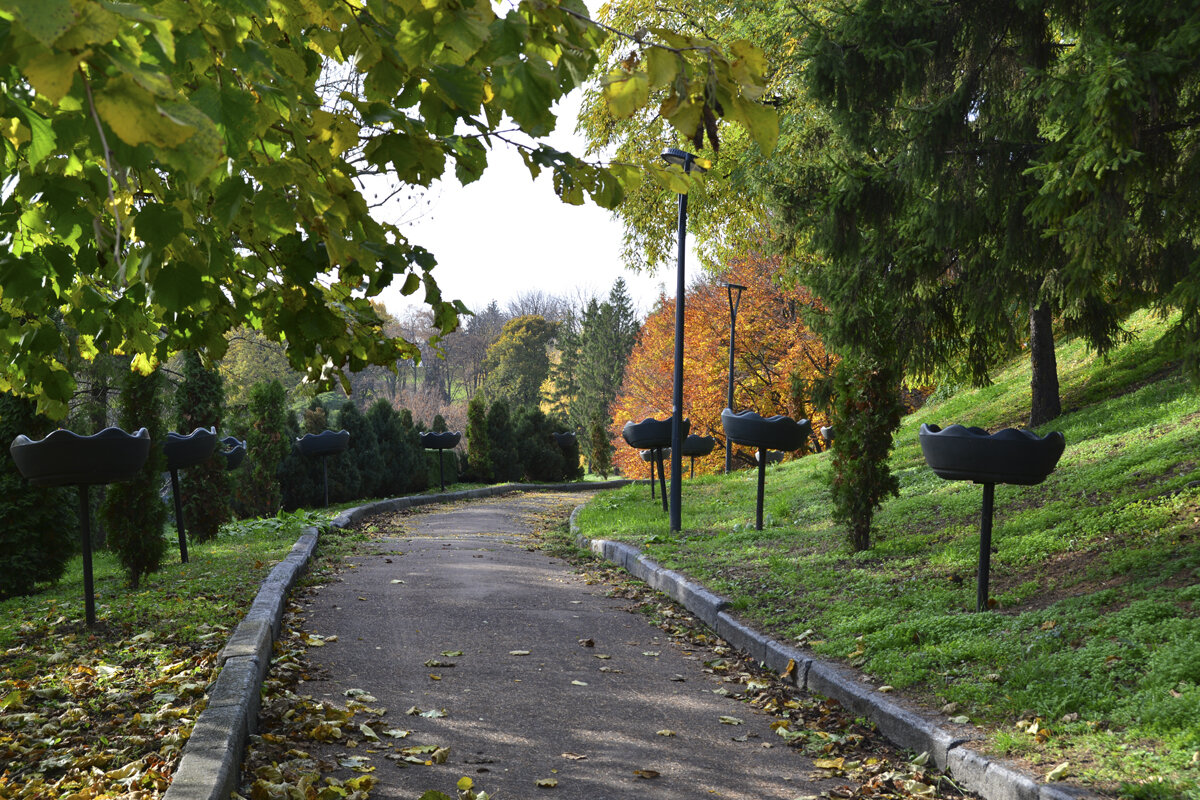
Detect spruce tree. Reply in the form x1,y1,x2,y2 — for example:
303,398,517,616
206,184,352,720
176,352,230,542
101,367,169,588
237,381,291,518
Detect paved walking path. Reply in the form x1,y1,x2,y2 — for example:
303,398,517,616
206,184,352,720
288,491,861,799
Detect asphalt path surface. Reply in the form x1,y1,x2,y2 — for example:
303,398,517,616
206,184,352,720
291,491,861,799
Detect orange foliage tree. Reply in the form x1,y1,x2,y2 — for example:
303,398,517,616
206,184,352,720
610,255,834,478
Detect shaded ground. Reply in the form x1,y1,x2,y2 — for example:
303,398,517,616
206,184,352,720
242,491,967,800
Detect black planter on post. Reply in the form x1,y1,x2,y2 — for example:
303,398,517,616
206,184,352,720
419,431,461,492
551,431,576,449
622,417,688,513
721,409,813,530
221,436,247,470
918,423,1066,611
9,427,151,626
820,426,834,450
681,434,715,478
297,430,351,507
640,447,671,500
162,427,217,564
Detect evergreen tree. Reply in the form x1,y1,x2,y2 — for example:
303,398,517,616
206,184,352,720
486,400,522,483
513,406,565,482
571,279,640,471
176,352,229,542
331,401,375,502
465,392,492,483
480,316,559,408
101,367,169,588
237,381,291,518
0,393,78,598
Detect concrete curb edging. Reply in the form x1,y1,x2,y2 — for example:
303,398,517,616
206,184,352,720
567,512,1097,800
166,481,632,800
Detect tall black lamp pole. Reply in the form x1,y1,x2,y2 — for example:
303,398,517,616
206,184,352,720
662,147,705,533
721,281,746,473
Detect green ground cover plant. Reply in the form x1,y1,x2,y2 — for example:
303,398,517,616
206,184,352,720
574,311,1200,797
0,510,328,799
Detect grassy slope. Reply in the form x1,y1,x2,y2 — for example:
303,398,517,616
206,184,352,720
575,310,1200,797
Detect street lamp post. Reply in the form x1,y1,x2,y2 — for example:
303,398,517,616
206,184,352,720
721,281,746,473
661,147,705,533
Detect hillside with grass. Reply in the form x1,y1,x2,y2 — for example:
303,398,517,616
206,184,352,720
575,310,1200,798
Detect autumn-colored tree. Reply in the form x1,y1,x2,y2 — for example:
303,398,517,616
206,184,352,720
609,255,832,478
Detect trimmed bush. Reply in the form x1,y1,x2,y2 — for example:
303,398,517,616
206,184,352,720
367,400,426,497
101,367,169,588
0,393,78,598
176,351,230,542
235,380,291,518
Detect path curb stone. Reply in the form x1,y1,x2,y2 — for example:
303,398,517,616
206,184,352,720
166,485,1093,800
568,509,1097,800
165,482,632,800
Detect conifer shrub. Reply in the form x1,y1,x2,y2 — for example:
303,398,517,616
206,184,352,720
464,393,491,483
0,393,78,598
513,406,565,482
279,411,322,511
367,400,425,497
823,355,905,551
175,351,229,542
486,399,522,483
235,380,291,518
101,367,169,588
330,402,373,502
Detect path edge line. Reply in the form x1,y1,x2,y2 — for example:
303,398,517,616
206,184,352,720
568,506,1099,800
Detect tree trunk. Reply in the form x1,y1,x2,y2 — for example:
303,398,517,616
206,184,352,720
1029,302,1061,428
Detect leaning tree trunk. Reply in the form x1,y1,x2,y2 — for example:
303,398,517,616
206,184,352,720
1029,302,1061,428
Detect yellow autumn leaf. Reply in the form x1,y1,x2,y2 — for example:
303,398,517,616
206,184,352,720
602,70,648,119
23,48,86,104
94,76,193,148
814,757,845,771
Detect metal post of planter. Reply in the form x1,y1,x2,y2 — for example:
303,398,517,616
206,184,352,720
722,281,746,473
78,486,95,626
662,147,706,533
755,449,767,530
978,483,995,612
170,469,189,563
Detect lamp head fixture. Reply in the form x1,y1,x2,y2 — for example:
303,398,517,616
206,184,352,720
661,147,707,173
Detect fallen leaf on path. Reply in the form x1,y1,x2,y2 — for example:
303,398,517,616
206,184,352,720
383,729,411,739
571,680,588,686
595,654,611,659
536,778,558,787
390,580,405,584
420,709,447,718
441,650,464,657
562,752,587,760
642,651,660,657
656,730,675,737
598,667,622,673
633,769,660,779
509,650,531,656
719,716,743,725
578,638,595,647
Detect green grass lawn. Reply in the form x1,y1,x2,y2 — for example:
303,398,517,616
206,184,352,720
573,310,1200,798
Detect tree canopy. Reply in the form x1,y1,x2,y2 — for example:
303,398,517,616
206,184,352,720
0,0,775,418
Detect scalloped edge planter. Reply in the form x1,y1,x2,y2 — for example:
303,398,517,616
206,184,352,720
918,423,1065,485
681,434,715,458
551,431,577,449
10,426,151,487
296,429,351,458
9,427,151,626
164,427,217,471
419,431,462,492
419,431,462,450
721,409,814,530
621,417,683,450
918,423,1066,611
721,408,813,452
221,436,247,471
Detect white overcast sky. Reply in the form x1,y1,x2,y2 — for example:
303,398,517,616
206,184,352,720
373,91,677,320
